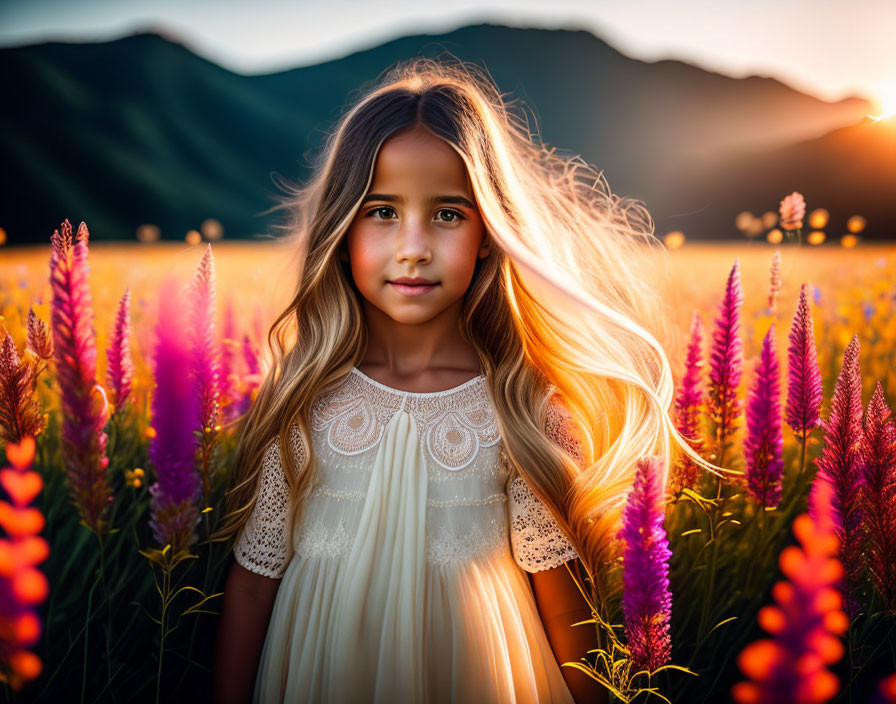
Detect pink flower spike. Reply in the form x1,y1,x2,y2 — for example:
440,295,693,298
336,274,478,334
785,284,823,436
860,382,896,613
744,323,784,508
768,252,782,316
48,219,112,535
779,192,806,231
672,310,706,493
808,335,865,619
707,259,744,467
106,289,135,412
190,244,222,433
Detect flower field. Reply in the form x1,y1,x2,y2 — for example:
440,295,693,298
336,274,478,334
1,221,895,703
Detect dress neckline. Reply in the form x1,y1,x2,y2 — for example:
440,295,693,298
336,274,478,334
350,365,486,398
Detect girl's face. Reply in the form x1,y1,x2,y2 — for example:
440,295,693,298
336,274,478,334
344,124,491,327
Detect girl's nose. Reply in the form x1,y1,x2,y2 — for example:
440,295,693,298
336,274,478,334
395,222,432,265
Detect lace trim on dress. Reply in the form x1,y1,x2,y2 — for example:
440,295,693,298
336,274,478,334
311,369,501,471
295,515,354,560
505,395,583,573
233,425,305,579
428,515,510,567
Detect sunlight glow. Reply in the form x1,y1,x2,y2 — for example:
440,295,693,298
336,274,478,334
868,79,896,121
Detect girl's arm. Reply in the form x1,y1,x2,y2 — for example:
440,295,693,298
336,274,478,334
212,561,282,704
530,563,608,704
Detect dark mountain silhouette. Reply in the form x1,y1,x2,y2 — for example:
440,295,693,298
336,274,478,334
0,23,881,244
680,113,896,240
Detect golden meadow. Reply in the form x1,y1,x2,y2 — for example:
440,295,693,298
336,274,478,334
1,235,895,703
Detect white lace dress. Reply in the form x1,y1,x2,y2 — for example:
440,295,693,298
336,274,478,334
233,367,581,703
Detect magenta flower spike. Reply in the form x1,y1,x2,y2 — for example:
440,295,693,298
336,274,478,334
147,276,202,554
672,310,706,493
190,244,221,433
619,455,672,672
860,382,896,613
809,335,865,618
744,324,784,508
48,220,111,535
106,288,135,413
785,284,823,436
707,259,744,467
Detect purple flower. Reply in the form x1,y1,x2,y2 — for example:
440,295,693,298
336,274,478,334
48,220,111,535
784,284,823,435
808,335,865,618
744,324,784,507
619,455,672,672
148,276,202,553
106,289,135,412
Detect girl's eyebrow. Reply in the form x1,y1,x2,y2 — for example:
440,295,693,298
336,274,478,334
362,193,476,209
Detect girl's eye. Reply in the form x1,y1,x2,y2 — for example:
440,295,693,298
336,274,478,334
368,206,396,220
365,207,466,223
436,209,465,223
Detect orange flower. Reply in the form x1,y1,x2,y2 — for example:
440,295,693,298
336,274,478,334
0,435,49,691
732,479,848,704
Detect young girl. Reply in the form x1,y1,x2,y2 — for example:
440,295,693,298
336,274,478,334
211,56,716,704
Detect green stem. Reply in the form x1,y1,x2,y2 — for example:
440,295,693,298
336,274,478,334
95,531,113,687
795,429,808,483
156,564,170,704
80,575,95,704
183,512,213,686
695,500,721,644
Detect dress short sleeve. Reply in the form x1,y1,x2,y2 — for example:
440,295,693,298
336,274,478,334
507,396,583,573
233,427,303,579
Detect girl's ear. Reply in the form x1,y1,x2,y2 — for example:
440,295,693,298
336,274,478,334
478,234,492,259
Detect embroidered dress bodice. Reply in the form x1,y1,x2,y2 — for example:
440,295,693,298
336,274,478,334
234,367,582,704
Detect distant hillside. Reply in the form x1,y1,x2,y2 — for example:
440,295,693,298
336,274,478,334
0,23,880,244
680,114,896,240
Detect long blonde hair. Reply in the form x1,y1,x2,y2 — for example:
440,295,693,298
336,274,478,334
211,55,726,587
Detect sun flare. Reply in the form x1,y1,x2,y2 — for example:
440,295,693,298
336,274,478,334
868,80,896,121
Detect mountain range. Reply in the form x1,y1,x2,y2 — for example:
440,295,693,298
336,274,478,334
1,23,890,244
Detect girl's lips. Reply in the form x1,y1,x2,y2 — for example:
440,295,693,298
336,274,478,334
389,282,438,296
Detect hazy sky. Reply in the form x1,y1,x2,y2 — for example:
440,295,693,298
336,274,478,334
2,0,893,114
